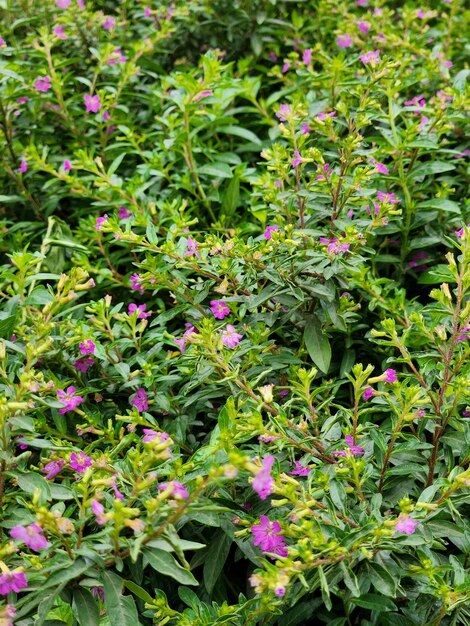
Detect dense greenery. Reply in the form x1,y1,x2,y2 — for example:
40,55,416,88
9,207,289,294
0,1,469,624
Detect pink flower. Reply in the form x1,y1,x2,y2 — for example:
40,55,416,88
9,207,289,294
395,514,419,535
108,48,126,65
185,236,199,257
281,62,290,74
53,25,67,39
95,215,108,233
79,339,95,355
360,50,381,66
377,191,400,204
0,570,28,595
158,480,188,499
142,429,169,444
17,159,28,174
128,303,150,319
317,111,336,121
91,500,109,525
275,104,292,122
252,455,275,500
221,324,243,348
292,150,302,168
73,356,94,373
316,163,332,180
210,300,231,319
363,386,374,401
337,34,353,48
76,0,85,7
118,206,132,219
103,16,116,30
0,605,15,626
34,76,51,92
144,6,152,18
384,368,397,383
456,324,469,342
319,237,350,254
174,324,197,352
300,121,310,135
251,515,288,557
70,451,92,474
130,388,148,412
290,461,310,476
103,110,110,122
264,225,279,240
57,386,84,414
303,48,312,64
56,0,71,7
11,523,49,551
130,273,144,293
17,97,29,104
193,89,214,103
418,115,429,132
84,94,101,113
357,20,370,34
332,434,364,457
405,94,426,109
455,224,469,238
370,158,389,174
42,459,64,480
62,159,72,172
0,37,6,48
259,434,278,443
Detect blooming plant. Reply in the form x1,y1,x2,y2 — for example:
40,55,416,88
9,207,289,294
0,0,469,625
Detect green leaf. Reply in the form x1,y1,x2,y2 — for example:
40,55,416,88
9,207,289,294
203,531,232,594
218,125,262,146
198,162,233,178
416,199,460,214
418,265,456,284
102,571,140,626
9,471,51,503
123,580,154,604
0,314,17,339
221,174,240,217
317,566,332,611
367,563,397,597
73,589,99,626
411,161,455,178
304,317,331,374
108,153,127,175
352,593,396,612
143,548,198,586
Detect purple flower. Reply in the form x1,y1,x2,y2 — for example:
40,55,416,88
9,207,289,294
303,48,312,65
193,89,213,103
292,150,302,168
0,571,28,596
320,237,350,254
0,605,15,626
456,324,469,342
130,273,144,293
383,368,397,383
11,524,49,551
17,159,28,174
377,191,400,204
370,158,389,174
221,324,243,348
300,121,310,135
128,303,151,319
62,159,72,172
42,459,64,480
56,0,71,7
275,104,292,122
95,214,108,231
118,206,132,219
405,94,426,109
53,25,67,39
174,324,197,352
360,50,381,66
79,339,95,355
357,20,370,34
395,514,419,535
290,461,310,476
142,429,169,444
70,451,92,474
332,434,364,457
158,480,188,499
57,386,84,414
210,300,231,319
103,16,116,30
91,500,108,525
34,76,51,92
108,48,126,65
184,236,199,257
0,37,6,48
252,455,275,500
130,388,148,412
84,94,101,113
73,356,94,373
264,225,279,240
251,515,288,557
317,111,336,121
337,34,353,48
363,386,374,401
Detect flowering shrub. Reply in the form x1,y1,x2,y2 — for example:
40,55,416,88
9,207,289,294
0,0,469,624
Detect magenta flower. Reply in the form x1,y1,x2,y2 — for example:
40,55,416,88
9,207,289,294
108,48,126,65
363,386,374,401
130,273,144,293
357,20,370,34
319,237,350,254
210,300,231,319
395,514,419,535
95,214,108,231
332,434,364,457
53,25,67,39
184,236,199,257
275,104,292,122
317,111,336,121
455,224,469,238
0,605,15,626
264,225,279,240
383,368,397,383
193,89,214,103
11,523,49,551
0,570,28,596
62,159,72,172
281,62,290,73
57,386,84,414
370,158,389,174
337,34,353,48
457,324,470,342
303,48,312,64
17,159,28,174
70,451,92,474
103,110,110,122
73,356,94,373
292,150,302,168
300,121,310,135
221,324,243,348
130,388,148,412
128,303,151,319
42,459,64,480
142,429,169,444
251,515,288,557
79,339,95,355
84,94,101,113
91,500,109,525
377,191,400,204
103,16,116,30
56,0,71,7
34,76,51,92
405,94,426,109
316,163,332,180
144,6,152,18
252,455,275,500
174,324,197,352
290,461,310,476
360,50,381,66
158,480,188,499
0,37,6,48
118,206,132,219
